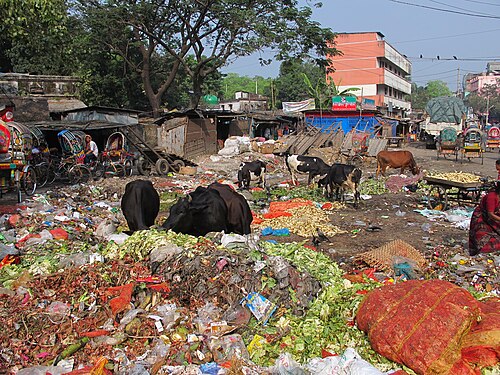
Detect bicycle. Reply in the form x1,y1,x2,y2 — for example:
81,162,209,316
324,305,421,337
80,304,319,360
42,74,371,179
46,155,92,185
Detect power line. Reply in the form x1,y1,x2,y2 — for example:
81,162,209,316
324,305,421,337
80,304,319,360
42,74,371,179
393,28,500,44
462,0,500,6
408,56,500,61
387,0,500,18
428,0,492,15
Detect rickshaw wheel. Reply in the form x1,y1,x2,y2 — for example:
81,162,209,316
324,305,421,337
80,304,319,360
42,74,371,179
68,165,90,184
92,162,105,180
155,158,170,175
124,160,133,176
35,162,49,188
105,163,126,178
172,160,185,172
21,166,37,196
137,158,152,176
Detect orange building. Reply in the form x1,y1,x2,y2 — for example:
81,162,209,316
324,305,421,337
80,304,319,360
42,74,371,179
327,32,412,118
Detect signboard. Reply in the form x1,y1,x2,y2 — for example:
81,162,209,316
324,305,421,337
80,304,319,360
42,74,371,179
282,98,315,113
332,96,357,111
361,98,376,110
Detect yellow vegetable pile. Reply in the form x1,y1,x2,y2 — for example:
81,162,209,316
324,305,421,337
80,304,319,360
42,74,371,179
257,204,346,237
428,171,482,183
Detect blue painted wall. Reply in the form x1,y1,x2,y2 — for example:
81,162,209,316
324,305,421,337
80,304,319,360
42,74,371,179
305,115,383,135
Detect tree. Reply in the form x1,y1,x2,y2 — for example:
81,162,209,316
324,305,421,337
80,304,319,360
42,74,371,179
274,59,324,105
221,73,272,101
1,0,76,74
466,81,500,123
76,0,337,116
411,80,452,111
303,72,358,110
426,80,452,98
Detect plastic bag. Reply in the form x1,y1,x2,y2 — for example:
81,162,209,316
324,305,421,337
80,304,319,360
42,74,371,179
273,353,305,375
241,292,277,325
209,334,249,363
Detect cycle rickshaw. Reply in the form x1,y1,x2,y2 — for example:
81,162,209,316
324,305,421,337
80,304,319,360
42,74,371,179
101,131,135,176
436,127,459,161
44,130,92,184
0,120,37,202
461,128,485,165
486,126,500,151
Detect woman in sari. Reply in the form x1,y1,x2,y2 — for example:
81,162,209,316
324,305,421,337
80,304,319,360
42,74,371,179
469,181,500,255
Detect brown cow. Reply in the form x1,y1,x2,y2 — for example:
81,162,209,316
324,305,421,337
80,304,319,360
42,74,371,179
376,150,420,177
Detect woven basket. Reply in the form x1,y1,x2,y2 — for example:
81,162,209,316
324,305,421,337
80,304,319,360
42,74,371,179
355,239,426,272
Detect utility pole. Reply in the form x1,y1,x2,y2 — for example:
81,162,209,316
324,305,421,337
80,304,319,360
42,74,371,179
486,95,490,126
456,67,461,97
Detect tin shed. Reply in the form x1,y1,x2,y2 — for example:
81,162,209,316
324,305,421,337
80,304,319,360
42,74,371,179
155,112,216,159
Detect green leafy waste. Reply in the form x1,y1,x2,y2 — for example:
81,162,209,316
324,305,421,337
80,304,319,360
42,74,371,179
102,229,200,261
249,241,397,371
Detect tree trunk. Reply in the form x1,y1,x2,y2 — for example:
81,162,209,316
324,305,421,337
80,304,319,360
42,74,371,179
190,77,203,109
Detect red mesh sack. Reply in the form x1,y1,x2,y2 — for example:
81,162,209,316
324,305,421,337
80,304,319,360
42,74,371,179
356,280,481,375
461,298,500,368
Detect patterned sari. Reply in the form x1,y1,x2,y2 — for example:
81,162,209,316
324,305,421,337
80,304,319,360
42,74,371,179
469,191,500,255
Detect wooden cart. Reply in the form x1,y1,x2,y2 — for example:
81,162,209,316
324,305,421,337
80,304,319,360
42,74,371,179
425,176,492,210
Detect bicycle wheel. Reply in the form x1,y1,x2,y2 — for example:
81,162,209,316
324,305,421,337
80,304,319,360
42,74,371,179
105,163,125,178
35,162,49,188
68,165,91,184
79,165,92,183
21,166,37,196
92,161,105,180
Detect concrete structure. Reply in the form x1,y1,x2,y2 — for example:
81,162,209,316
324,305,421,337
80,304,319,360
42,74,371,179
465,62,500,94
0,73,86,121
218,91,268,112
327,32,412,118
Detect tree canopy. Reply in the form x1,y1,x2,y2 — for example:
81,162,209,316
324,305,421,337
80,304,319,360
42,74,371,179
74,0,336,115
411,80,452,111
465,81,500,124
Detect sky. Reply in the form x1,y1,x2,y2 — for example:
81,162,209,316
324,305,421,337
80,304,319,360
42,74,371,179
220,0,500,92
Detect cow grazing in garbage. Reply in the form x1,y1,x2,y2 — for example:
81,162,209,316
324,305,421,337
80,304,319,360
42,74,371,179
162,186,229,237
121,180,160,233
284,153,330,185
376,150,420,177
237,160,267,189
208,182,253,235
318,163,362,207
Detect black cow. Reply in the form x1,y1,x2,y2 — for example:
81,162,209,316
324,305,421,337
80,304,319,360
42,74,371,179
318,164,362,207
285,153,330,185
208,182,253,235
162,186,228,237
121,180,160,233
237,160,267,189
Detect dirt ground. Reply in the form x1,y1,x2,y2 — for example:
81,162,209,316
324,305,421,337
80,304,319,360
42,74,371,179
4,140,496,264
257,141,499,264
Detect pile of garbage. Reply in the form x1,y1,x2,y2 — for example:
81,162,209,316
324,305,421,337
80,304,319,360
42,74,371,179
0,171,498,374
